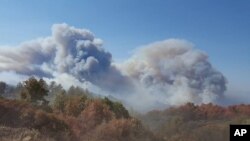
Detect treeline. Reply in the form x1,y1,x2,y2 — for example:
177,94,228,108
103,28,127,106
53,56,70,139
139,103,250,141
1,77,250,141
0,77,162,141
0,77,90,103
0,81,21,99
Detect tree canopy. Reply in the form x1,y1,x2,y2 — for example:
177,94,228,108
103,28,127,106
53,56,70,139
20,76,49,105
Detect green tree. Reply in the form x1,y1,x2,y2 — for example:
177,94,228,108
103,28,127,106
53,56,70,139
20,77,49,105
53,91,67,113
67,86,91,96
103,97,130,119
0,81,7,96
53,92,88,116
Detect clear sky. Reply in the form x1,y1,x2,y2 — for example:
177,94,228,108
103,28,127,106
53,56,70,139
0,0,249,100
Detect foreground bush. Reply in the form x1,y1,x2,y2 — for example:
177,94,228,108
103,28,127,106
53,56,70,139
0,126,55,141
0,99,73,141
0,97,162,141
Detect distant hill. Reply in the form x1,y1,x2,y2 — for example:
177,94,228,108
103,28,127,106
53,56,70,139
139,103,250,141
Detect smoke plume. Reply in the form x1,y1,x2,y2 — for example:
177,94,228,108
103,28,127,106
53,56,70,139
0,23,227,111
121,39,227,110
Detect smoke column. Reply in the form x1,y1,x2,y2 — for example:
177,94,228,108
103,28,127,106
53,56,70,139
121,39,227,110
0,23,227,111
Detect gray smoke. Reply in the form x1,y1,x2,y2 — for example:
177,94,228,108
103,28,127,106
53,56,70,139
0,24,227,111
0,23,132,92
0,37,56,77
120,39,227,110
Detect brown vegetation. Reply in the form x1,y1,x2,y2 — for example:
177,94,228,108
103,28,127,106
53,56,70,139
0,77,161,141
139,102,250,141
1,77,250,141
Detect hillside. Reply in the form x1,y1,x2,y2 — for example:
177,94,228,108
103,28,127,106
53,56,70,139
1,77,250,141
139,103,250,141
0,96,164,141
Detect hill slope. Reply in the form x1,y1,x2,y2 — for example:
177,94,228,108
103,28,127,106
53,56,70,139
139,103,250,141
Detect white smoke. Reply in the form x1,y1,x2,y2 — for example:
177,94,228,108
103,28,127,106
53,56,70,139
119,39,227,111
0,23,227,112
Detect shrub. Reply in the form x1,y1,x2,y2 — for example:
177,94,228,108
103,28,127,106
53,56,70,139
53,93,88,117
81,118,162,141
102,97,130,119
64,95,87,117
80,100,114,128
0,99,74,141
53,92,67,113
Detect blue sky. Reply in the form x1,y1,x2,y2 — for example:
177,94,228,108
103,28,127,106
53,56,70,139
0,0,249,100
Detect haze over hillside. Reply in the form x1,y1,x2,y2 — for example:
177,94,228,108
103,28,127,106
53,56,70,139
0,77,250,141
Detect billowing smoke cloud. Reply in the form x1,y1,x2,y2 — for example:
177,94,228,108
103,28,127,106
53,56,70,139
0,23,132,92
0,23,227,112
120,39,227,110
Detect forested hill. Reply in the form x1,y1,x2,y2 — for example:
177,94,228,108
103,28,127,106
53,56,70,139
1,77,250,141
139,103,250,141
0,77,162,141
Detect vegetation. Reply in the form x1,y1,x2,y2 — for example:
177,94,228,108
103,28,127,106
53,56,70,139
102,97,130,119
0,77,160,141
20,77,49,105
0,81,7,95
1,77,250,141
139,102,250,141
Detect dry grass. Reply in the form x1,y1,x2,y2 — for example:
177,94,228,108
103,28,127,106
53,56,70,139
0,126,55,141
